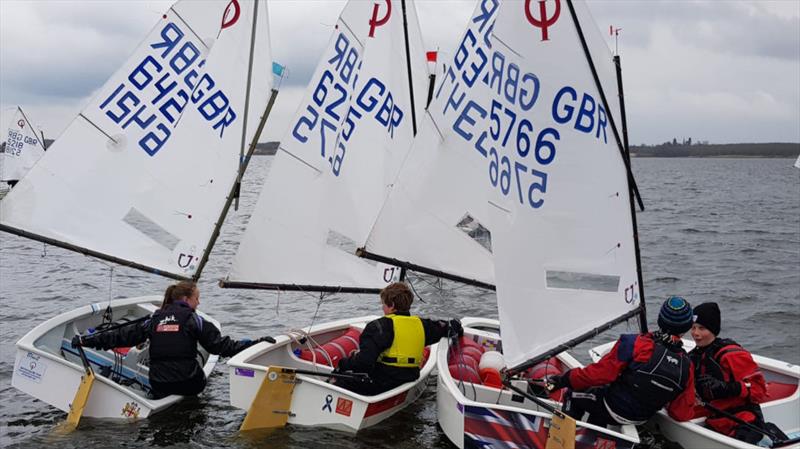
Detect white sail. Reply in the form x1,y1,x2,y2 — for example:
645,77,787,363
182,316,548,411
1,107,46,183
0,0,274,279
487,0,639,368
794,154,800,169
361,1,502,287
226,0,428,290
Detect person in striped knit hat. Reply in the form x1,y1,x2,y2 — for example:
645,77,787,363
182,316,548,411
547,296,697,427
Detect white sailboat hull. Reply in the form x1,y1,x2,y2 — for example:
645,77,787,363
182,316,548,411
438,318,640,449
228,316,436,432
589,340,800,449
12,296,219,420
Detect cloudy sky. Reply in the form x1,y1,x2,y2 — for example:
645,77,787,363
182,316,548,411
1,0,798,146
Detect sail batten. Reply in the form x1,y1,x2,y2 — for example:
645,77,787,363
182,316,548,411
0,0,275,280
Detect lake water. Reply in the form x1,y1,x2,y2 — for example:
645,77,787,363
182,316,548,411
1,157,798,448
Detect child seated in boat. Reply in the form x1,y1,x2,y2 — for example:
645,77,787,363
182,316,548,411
72,281,275,399
547,296,697,427
690,302,768,444
332,282,463,395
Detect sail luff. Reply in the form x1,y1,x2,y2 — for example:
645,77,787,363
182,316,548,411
566,0,647,333
0,223,190,281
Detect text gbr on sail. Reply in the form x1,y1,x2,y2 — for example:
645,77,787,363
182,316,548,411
99,22,238,157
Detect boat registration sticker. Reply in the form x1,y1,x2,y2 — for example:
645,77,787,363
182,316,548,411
235,368,255,377
17,352,47,383
336,398,353,417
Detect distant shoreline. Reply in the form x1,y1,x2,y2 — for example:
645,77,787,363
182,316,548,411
4,140,795,159
630,142,798,158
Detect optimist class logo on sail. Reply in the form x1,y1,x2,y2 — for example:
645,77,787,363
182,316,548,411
98,8,240,157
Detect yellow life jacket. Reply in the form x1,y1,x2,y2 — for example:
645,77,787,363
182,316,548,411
379,314,425,368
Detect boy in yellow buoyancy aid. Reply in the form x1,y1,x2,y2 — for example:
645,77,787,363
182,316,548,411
334,282,463,395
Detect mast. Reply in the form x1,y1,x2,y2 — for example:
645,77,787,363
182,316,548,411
192,88,278,281
234,0,260,212
400,0,418,136
193,0,278,281
508,0,648,373
614,53,647,333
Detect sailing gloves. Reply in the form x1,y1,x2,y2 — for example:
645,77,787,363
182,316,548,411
696,374,741,400
546,372,571,392
71,334,96,348
447,319,464,339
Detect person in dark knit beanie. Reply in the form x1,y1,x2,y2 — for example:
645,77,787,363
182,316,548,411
546,296,697,426
693,302,721,336
658,295,694,335
689,302,768,444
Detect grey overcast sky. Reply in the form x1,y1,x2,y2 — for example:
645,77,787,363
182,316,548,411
1,0,798,145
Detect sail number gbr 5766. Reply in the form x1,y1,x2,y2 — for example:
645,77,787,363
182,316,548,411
435,5,609,211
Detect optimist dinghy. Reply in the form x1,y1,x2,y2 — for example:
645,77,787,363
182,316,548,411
2,0,279,424
590,340,800,449
437,318,640,449
12,296,220,420
228,316,436,432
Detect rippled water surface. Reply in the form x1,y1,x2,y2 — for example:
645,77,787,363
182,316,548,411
1,157,798,448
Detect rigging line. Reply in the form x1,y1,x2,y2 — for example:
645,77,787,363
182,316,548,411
78,114,118,144
17,107,46,152
406,275,426,304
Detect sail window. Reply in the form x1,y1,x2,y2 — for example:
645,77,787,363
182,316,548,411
545,271,620,292
456,214,492,253
123,208,179,250
326,230,376,265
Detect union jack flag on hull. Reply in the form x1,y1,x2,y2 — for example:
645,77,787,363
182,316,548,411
463,406,635,449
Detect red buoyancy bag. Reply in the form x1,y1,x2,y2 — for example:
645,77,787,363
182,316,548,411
298,328,362,368
449,337,487,383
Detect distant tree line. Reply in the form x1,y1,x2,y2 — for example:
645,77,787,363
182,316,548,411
2,139,796,159
631,141,799,157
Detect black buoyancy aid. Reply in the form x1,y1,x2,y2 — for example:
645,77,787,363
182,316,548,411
606,338,691,421
692,338,745,382
148,303,198,362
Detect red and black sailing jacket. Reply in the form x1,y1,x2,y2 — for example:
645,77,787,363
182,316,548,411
689,338,767,413
567,332,696,422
